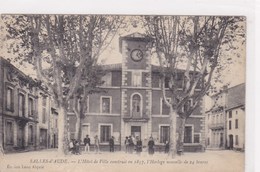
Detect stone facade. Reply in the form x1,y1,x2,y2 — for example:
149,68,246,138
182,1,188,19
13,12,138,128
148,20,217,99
206,83,245,151
0,57,58,153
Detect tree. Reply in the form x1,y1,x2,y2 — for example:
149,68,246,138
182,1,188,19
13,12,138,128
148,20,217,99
2,14,123,155
143,16,245,158
71,64,105,141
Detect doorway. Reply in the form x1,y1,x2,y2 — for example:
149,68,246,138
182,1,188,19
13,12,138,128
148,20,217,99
17,124,25,148
229,134,233,149
40,129,47,148
131,126,141,139
81,125,90,141
220,133,224,147
53,134,57,148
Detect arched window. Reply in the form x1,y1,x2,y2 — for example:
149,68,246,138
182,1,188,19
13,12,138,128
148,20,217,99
132,94,142,118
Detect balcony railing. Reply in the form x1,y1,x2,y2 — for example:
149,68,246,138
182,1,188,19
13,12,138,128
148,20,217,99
28,110,38,119
123,114,149,122
209,122,225,129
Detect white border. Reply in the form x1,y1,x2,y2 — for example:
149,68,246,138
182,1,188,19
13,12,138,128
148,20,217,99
0,0,254,15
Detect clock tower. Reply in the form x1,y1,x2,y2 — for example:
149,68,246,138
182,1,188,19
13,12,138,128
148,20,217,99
119,33,153,145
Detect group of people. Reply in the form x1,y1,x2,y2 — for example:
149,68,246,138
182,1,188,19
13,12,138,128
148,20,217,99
84,135,101,153
69,135,101,155
84,135,115,153
69,135,170,155
124,136,143,154
69,139,81,155
125,136,169,155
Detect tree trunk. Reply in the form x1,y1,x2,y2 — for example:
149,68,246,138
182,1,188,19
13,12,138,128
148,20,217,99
77,100,85,142
75,116,81,141
78,117,83,142
169,107,177,158
57,105,69,155
177,117,186,154
73,105,83,142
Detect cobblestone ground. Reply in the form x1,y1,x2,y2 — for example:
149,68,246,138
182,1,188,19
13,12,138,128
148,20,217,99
0,149,244,172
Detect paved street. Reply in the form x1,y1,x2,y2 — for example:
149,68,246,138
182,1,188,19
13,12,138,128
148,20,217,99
0,149,244,172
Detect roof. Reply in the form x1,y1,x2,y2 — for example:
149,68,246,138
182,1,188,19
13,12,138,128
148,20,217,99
226,83,245,110
101,63,187,73
101,63,122,70
0,56,47,91
0,57,37,82
122,32,148,39
119,32,153,53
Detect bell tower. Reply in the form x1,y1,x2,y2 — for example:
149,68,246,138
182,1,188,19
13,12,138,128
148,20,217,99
119,33,153,145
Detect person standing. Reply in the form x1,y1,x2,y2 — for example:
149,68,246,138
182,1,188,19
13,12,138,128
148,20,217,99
109,136,115,152
84,135,91,153
164,140,169,154
69,139,75,154
94,135,100,153
128,136,134,154
148,137,155,155
136,136,142,155
75,140,80,155
132,135,136,145
124,137,129,153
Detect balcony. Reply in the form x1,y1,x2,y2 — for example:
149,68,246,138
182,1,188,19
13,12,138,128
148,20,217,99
123,114,149,122
209,122,225,130
28,110,39,121
14,116,36,126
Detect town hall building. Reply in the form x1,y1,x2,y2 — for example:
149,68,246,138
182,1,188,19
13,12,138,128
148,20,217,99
68,33,206,152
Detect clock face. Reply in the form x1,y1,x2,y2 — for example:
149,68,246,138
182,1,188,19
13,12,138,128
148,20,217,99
130,49,143,62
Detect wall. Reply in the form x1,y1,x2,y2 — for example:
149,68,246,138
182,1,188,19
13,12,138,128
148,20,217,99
68,114,121,145
88,89,121,114
0,59,40,152
226,107,245,150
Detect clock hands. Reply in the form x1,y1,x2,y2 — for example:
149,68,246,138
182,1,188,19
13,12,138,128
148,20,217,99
136,51,142,59
131,49,143,62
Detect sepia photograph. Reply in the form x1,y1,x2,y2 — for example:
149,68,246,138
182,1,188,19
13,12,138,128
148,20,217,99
0,13,246,172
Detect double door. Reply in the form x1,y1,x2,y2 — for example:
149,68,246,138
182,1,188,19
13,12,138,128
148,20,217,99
131,126,141,140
